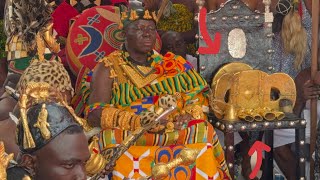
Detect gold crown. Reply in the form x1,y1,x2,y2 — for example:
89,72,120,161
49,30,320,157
119,10,158,29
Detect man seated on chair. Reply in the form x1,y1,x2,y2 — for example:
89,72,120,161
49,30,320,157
83,8,229,179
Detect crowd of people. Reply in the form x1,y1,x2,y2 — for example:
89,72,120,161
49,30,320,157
0,0,319,179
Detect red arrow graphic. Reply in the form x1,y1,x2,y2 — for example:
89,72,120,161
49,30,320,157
248,141,271,179
198,7,221,54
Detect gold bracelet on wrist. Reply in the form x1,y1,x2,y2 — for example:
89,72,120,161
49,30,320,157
113,109,122,127
123,112,131,130
134,115,141,129
117,111,125,129
118,111,132,130
101,108,119,129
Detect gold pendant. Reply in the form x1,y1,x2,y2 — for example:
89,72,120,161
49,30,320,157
121,64,159,88
135,65,156,77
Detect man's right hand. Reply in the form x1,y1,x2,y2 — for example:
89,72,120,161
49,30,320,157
303,80,320,100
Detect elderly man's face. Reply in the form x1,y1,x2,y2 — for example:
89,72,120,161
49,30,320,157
33,130,90,180
161,32,187,58
125,19,157,54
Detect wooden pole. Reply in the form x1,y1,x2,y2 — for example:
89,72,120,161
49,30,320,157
310,0,319,179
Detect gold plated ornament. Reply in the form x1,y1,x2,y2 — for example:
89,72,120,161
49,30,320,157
211,63,296,122
34,104,51,140
0,141,14,180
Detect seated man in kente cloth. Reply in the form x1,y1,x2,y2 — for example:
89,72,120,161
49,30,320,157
4,82,91,180
82,8,229,179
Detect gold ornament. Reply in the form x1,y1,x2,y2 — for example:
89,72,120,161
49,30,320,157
35,23,60,61
34,104,51,140
42,23,60,54
36,33,46,61
0,141,14,180
91,106,176,179
143,10,153,19
19,94,36,149
165,122,174,133
152,11,159,23
155,107,164,115
129,10,139,21
119,9,158,30
211,63,296,122
224,104,238,121
121,63,159,88
184,104,205,120
22,175,32,180
19,81,92,148
121,11,128,20
151,148,199,180
85,136,107,176
60,100,93,132
211,62,252,90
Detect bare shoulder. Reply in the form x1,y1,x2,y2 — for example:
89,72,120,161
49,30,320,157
88,60,113,104
91,61,110,85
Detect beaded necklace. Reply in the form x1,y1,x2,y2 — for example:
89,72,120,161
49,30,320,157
121,45,156,77
121,45,154,66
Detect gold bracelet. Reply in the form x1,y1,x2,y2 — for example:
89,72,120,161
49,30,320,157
113,109,122,127
117,111,132,130
101,108,118,129
130,115,137,131
122,112,131,130
117,111,125,129
134,115,141,129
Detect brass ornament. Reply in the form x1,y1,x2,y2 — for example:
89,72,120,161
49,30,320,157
224,104,238,122
0,141,14,180
34,104,51,140
155,107,164,115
